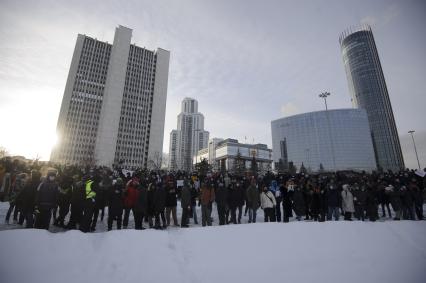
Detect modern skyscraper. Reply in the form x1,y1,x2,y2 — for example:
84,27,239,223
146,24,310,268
340,25,404,172
51,26,170,169
168,98,209,172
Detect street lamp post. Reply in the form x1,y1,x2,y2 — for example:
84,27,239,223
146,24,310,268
319,91,336,172
408,130,421,170
319,92,330,111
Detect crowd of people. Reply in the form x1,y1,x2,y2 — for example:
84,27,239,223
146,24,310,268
0,157,425,233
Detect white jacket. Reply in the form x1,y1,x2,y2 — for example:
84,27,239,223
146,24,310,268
260,191,276,209
341,187,355,213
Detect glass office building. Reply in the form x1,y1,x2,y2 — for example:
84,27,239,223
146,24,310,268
340,25,404,172
271,109,376,172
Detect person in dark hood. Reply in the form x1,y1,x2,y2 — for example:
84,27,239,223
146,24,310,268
180,178,192,227
66,175,85,230
34,169,59,230
53,174,72,228
165,176,179,227
107,178,124,231
215,179,228,225
326,180,340,221
17,170,41,228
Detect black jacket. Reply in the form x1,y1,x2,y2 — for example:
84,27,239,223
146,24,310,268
35,180,59,210
108,183,124,213
165,185,178,207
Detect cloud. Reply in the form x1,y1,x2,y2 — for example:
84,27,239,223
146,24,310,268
280,102,299,117
361,3,399,29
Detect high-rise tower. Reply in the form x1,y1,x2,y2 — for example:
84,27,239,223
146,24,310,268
340,25,404,171
168,98,209,172
51,26,170,169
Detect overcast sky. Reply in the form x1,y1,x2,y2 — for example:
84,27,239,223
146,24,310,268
0,0,425,169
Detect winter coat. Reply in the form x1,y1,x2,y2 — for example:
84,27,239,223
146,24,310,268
260,191,276,209
280,185,293,214
353,189,367,207
390,188,402,211
215,184,228,206
95,178,110,209
165,184,178,207
292,189,305,216
181,183,192,209
310,191,321,214
246,184,260,210
71,181,85,208
326,187,340,208
401,189,414,207
341,188,355,213
135,185,148,215
35,180,59,210
153,184,166,213
412,186,423,206
228,184,244,209
190,186,198,206
200,185,215,206
124,180,140,208
108,183,124,214
18,180,39,213
366,188,378,219
147,184,156,216
57,187,72,207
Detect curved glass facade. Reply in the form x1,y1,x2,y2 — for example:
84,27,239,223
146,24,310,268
340,26,404,172
271,109,377,172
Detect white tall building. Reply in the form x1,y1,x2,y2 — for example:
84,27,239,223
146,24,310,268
168,98,209,172
51,26,170,169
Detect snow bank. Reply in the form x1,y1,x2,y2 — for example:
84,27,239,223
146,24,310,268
1,222,426,283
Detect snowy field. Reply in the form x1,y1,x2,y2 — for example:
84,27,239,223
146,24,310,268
1,203,426,283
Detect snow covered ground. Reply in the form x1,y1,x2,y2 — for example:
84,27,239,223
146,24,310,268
1,202,426,283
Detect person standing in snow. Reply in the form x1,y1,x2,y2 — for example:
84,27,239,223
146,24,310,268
80,172,98,232
411,179,424,220
91,172,111,229
292,184,305,221
260,185,276,222
310,184,322,221
34,170,59,230
66,175,85,230
17,170,41,228
281,179,294,223
180,179,192,227
246,178,260,223
200,180,215,226
365,182,379,222
269,180,282,222
353,183,367,221
153,178,167,229
107,177,124,230
53,174,72,228
165,176,179,227
215,179,228,225
5,172,26,224
326,180,340,221
190,179,199,225
123,176,140,229
341,184,355,221
134,179,148,230
228,179,242,224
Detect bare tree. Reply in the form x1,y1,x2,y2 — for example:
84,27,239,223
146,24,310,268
148,151,163,171
0,146,9,159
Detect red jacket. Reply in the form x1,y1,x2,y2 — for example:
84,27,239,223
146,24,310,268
124,179,140,208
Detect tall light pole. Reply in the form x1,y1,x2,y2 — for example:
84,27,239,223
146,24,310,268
319,92,330,111
408,130,421,170
319,91,336,172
